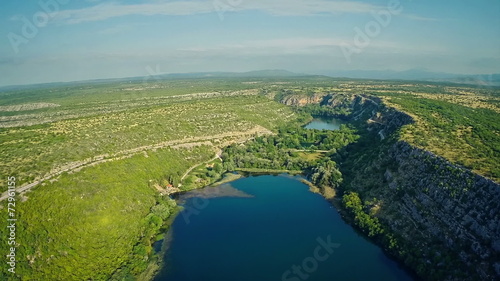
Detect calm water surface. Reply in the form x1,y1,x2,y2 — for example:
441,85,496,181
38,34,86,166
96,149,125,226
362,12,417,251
154,175,414,281
304,117,347,130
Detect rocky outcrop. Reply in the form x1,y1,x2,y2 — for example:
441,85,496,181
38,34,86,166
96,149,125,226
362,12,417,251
280,92,500,280
346,100,500,280
280,93,328,106
279,92,413,137
350,140,500,280
390,142,500,279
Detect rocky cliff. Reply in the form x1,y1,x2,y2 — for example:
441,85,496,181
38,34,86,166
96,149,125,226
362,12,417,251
280,92,328,106
346,137,500,280
279,92,412,136
280,92,500,280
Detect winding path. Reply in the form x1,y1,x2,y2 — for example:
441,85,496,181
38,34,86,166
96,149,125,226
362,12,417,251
0,126,271,202
180,150,222,182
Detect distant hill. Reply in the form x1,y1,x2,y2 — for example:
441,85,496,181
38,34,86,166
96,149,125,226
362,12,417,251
156,69,308,79
0,70,312,91
320,69,500,87
430,74,500,87
2,69,499,91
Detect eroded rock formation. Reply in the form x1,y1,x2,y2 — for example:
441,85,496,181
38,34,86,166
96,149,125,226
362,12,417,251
280,92,500,280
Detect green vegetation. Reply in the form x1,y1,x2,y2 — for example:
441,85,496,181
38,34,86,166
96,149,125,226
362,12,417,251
221,124,358,171
0,78,303,280
0,146,213,280
1,76,498,280
181,159,226,190
385,96,500,181
299,104,351,117
271,80,500,182
296,151,324,161
179,119,359,197
0,95,296,191
274,81,500,281
209,172,243,186
342,192,384,237
218,122,359,199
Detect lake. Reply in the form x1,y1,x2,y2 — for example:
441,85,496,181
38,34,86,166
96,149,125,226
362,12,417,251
304,117,347,131
154,175,414,281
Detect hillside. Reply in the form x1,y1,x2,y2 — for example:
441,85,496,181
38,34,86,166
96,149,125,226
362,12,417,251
0,79,300,280
277,82,500,182
276,83,500,280
0,76,499,280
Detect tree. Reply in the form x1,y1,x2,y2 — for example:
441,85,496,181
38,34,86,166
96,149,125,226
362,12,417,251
214,163,223,173
151,204,170,220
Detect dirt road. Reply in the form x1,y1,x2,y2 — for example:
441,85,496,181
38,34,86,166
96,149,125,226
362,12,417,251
0,126,272,202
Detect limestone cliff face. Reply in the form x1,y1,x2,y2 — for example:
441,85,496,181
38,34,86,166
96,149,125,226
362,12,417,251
279,92,412,136
348,138,500,280
381,142,500,280
280,93,328,106
280,92,500,280
280,92,373,109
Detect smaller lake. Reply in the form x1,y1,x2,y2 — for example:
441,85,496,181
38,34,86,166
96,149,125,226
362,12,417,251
304,117,347,131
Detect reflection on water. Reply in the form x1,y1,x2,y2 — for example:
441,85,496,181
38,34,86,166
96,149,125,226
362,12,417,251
175,184,253,205
156,175,415,281
304,117,347,131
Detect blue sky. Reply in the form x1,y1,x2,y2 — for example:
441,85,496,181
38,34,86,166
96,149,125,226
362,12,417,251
0,0,499,86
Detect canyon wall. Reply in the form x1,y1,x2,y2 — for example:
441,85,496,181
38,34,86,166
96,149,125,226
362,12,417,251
280,93,500,280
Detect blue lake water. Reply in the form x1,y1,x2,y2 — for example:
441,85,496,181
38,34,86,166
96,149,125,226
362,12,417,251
154,175,414,281
304,117,347,130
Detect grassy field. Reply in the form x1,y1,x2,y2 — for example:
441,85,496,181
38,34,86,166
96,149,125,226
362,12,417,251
180,158,225,191
379,91,500,182
0,78,302,280
384,87,498,182
297,151,325,161
0,94,296,192
0,146,213,280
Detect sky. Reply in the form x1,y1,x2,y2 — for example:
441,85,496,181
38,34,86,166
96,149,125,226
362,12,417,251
0,0,499,86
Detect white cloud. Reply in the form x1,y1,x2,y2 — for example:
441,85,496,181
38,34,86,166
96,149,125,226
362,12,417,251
176,36,444,56
54,2,211,24
241,0,381,16
52,0,439,25
53,0,391,24
51,0,438,25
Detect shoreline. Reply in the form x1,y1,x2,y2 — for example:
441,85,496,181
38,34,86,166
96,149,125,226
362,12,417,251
149,171,420,281
141,206,181,281
296,178,422,281
235,168,303,175
210,172,243,186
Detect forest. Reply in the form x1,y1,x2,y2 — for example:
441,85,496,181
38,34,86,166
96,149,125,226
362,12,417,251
218,120,360,197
